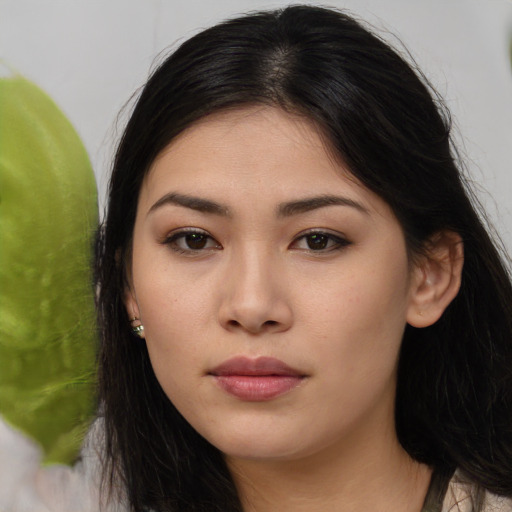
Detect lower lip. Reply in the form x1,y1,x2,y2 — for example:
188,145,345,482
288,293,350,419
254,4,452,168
213,375,303,401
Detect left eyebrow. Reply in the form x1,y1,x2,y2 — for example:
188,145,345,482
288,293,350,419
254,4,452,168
277,195,369,217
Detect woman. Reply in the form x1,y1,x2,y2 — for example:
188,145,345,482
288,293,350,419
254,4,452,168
96,5,512,512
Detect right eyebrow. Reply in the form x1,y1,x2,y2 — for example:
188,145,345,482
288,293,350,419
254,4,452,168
147,193,231,217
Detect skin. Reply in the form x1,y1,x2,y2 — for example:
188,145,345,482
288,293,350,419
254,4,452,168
126,106,463,511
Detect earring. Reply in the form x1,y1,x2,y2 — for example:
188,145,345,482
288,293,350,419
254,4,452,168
130,317,145,338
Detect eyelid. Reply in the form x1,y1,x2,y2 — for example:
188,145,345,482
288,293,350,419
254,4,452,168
160,227,349,254
290,228,351,252
161,227,222,254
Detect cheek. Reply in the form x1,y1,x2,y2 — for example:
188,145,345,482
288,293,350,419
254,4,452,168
138,281,204,359
305,263,409,332
302,256,410,380
134,250,215,329
142,303,206,416
132,264,218,398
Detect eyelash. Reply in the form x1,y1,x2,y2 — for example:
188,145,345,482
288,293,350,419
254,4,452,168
291,230,351,253
162,228,221,255
162,228,351,255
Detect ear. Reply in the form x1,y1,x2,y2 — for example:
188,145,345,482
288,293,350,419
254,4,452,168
124,285,145,338
124,285,140,321
407,231,464,328
122,254,145,337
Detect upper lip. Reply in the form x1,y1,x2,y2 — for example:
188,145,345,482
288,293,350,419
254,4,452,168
209,356,304,377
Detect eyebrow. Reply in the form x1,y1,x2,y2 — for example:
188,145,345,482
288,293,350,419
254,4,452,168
277,195,369,217
148,193,230,216
148,192,368,218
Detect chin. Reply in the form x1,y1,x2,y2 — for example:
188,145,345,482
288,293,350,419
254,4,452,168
221,442,303,462
200,421,328,463
194,421,297,461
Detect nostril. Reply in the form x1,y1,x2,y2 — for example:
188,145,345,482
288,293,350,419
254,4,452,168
224,318,279,332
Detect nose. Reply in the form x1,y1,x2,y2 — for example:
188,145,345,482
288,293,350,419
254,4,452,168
218,248,293,335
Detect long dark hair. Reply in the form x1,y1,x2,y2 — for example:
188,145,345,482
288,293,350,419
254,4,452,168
96,5,512,511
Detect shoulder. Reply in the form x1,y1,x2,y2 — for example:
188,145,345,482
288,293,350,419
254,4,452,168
443,473,512,512
483,494,512,512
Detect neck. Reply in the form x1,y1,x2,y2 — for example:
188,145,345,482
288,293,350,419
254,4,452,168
226,415,432,512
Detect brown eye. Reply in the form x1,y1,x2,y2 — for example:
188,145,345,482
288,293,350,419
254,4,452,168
291,230,351,253
184,233,208,250
305,234,330,250
164,229,221,253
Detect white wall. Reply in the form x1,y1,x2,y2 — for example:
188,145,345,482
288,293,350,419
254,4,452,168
2,0,511,252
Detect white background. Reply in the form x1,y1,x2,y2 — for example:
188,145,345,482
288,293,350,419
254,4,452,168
1,0,511,253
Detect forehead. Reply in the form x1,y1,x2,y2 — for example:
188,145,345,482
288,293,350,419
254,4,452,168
158,106,325,147
141,106,383,216
150,106,334,173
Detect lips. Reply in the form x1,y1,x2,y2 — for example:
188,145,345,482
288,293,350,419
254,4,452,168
209,356,305,401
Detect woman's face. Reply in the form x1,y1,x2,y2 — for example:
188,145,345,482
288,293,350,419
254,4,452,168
126,107,424,463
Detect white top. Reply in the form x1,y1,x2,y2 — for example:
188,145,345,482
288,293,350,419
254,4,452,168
442,476,512,512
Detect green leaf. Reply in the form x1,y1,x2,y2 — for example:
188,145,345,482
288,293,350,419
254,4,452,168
0,75,98,465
